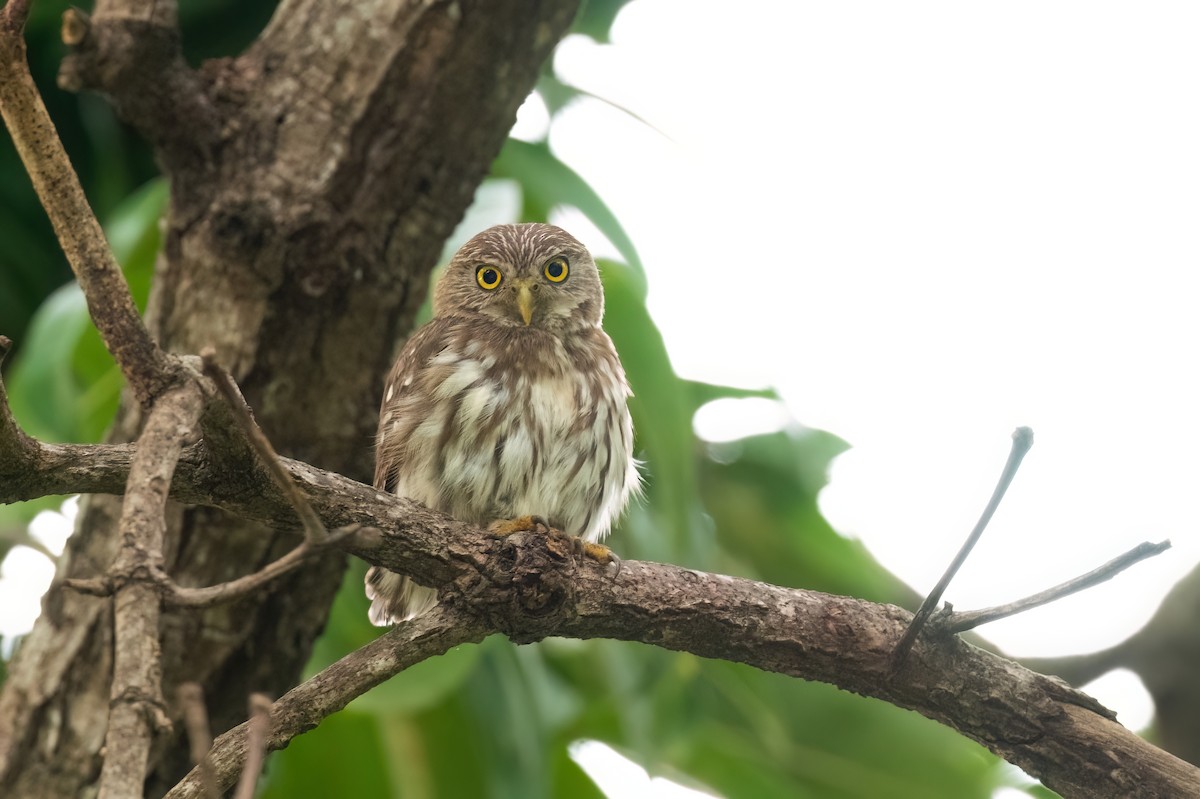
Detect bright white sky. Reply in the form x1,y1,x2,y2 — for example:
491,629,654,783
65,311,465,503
2,1,1196,795
538,0,1199,740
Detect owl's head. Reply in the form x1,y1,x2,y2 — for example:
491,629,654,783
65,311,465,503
433,223,604,333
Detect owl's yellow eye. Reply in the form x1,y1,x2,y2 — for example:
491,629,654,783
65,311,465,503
544,257,569,283
476,266,502,290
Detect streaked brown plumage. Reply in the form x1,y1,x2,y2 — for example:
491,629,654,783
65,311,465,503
365,223,638,624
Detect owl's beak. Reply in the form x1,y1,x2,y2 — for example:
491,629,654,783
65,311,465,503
516,283,535,325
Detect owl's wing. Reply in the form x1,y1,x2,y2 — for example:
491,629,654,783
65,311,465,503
373,317,456,492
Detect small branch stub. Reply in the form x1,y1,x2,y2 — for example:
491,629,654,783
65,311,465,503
61,7,89,47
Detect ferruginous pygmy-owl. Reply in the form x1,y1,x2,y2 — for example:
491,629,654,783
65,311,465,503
365,223,639,624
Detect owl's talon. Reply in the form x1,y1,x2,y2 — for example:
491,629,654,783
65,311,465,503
581,540,622,578
487,515,549,537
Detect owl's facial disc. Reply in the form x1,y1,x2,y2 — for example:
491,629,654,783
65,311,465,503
435,223,603,332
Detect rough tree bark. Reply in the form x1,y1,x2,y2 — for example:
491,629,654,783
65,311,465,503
0,0,579,796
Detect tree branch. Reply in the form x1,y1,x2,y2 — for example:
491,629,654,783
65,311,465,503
63,537,325,609
164,605,487,799
97,381,204,799
0,392,1188,797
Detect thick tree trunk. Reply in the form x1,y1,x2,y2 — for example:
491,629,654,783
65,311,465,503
0,1,577,796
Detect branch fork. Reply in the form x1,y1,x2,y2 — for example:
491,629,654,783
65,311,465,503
890,428,1171,679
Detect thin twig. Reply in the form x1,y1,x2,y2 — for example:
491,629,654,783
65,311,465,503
201,348,329,544
178,683,217,799
64,526,358,607
0,335,38,469
944,540,1171,634
61,576,114,597
233,693,272,799
166,541,315,607
0,2,173,403
890,427,1034,675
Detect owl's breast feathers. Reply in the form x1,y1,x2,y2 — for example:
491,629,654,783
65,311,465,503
375,314,637,542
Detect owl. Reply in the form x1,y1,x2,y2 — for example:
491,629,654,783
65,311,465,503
365,223,639,624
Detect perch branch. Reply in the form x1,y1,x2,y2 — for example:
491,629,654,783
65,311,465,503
942,539,1172,634
891,426,1034,673
0,385,1190,797
97,381,204,799
0,1,174,404
164,605,486,799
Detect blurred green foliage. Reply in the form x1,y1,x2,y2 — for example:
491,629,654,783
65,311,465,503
0,1,1053,796
0,0,274,355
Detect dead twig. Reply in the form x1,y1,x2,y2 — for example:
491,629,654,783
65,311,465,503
165,527,368,607
942,539,1172,634
232,693,272,799
65,525,359,607
178,683,217,799
891,427,1034,675
201,348,329,544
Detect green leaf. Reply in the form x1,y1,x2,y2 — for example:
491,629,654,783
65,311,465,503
535,74,581,118
684,378,780,408
572,0,637,43
4,179,166,444
259,710,392,798
349,641,483,717
700,428,915,603
551,744,606,799
600,258,707,565
6,284,92,443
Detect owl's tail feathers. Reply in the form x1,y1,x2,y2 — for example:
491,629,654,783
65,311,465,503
364,566,438,626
